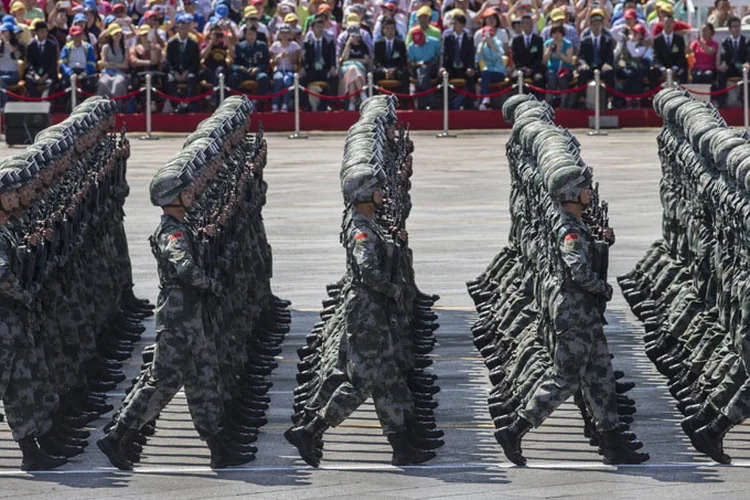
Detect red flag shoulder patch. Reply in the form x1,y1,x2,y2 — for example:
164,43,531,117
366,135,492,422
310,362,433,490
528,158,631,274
355,232,369,241
564,233,579,241
169,232,183,241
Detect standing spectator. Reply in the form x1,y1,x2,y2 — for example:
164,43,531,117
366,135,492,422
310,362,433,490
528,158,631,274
269,23,300,112
690,22,719,87
60,25,97,96
578,9,616,108
407,25,439,109
476,25,505,111
511,14,545,90
373,17,408,95
199,23,233,107
24,20,58,97
542,25,574,106
229,25,269,95
615,22,650,106
48,5,69,47
440,13,475,109
708,0,733,28
406,5,440,44
301,14,337,109
651,13,687,84
98,24,130,103
0,22,23,109
165,15,200,111
718,16,747,106
338,24,369,111
129,24,162,90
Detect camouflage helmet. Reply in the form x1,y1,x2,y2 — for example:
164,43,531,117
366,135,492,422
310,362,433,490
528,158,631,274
653,87,685,117
341,167,383,205
149,164,193,206
502,94,535,123
711,134,746,172
736,156,750,188
547,165,590,202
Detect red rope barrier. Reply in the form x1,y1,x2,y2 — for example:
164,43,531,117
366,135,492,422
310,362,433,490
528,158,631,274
601,84,663,99
525,83,589,95
452,85,517,99
229,87,291,100
79,88,144,101
3,88,69,101
153,88,216,103
302,87,362,101
378,85,441,99
678,82,741,96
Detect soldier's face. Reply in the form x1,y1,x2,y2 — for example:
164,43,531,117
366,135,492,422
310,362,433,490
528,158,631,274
579,187,591,205
180,190,194,209
373,187,384,205
1,191,19,212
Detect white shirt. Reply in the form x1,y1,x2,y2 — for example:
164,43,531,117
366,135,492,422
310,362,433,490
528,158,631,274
68,43,88,69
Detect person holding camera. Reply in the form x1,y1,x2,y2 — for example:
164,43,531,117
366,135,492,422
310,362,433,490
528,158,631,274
542,24,574,106
0,22,23,109
199,23,234,107
615,23,650,106
339,24,370,111
475,25,505,110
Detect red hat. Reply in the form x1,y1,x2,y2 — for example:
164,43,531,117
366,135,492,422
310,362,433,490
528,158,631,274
632,22,646,34
143,9,156,18
112,2,126,12
382,1,397,11
69,24,83,35
411,26,425,45
624,8,637,19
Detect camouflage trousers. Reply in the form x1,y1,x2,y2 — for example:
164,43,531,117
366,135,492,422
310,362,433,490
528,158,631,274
707,332,750,424
519,292,619,432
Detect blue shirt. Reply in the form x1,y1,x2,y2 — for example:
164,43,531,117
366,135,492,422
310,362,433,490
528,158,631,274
476,36,505,74
407,36,440,64
545,37,573,71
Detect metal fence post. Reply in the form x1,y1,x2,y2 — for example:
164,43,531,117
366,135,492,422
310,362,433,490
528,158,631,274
666,68,673,87
288,72,307,139
744,66,749,131
517,71,524,95
219,72,225,103
588,69,607,136
367,72,374,98
436,72,456,138
70,73,77,110
140,73,159,140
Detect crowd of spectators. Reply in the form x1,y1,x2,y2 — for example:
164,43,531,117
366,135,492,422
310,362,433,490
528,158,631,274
0,0,747,112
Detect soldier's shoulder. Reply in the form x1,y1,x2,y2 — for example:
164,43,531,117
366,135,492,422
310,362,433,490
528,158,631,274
156,217,187,242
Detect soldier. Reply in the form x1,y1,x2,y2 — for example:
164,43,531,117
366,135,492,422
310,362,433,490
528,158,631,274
285,167,435,468
97,166,253,470
495,166,649,466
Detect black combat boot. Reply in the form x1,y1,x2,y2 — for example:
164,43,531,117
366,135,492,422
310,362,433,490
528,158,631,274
18,437,67,471
598,429,650,464
387,432,436,465
494,413,532,466
284,415,328,467
206,431,256,469
691,415,733,464
681,403,717,436
96,422,135,470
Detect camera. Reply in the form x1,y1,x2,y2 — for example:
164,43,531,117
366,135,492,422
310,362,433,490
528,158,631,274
550,43,557,50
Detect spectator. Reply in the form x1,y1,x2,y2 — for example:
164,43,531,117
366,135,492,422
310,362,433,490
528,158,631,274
511,14,545,90
651,13,687,84
373,0,406,41
615,22,650,106
301,14,337,109
60,24,97,96
336,13,373,54
143,10,167,44
4,15,29,45
111,2,137,45
406,5,440,44
129,24,162,90
0,22,23,108
338,24,369,110
269,23,300,112
208,3,239,45
181,0,206,32
98,24,130,104
68,13,99,48
373,17,408,95
407,25,440,109
475,25,505,111
408,0,439,30
541,7,579,48
269,0,296,35
690,22,719,84
610,8,650,43
122,0,146,25
8,5,29,44
199,23,233,106
718,16,747,106
317,4,340,40
48,5,69,47
24,20,58,98
22,0,44,23
165,15,200,111
84,5,102,41
577,9,615,108
440,13,475,109
473,9,508,53
543,25,574,106
229,24,269,96
240,6,271,43
443,0,476,33
651,2,691,37
708,0,733,28
611,0,643,24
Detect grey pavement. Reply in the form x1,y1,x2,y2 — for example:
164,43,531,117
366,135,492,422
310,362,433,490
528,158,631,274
0,130,749,499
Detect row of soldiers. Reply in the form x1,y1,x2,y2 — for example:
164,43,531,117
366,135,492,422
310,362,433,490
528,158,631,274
622,87,750,464
467,94,649,466
97,95,291,470
284,95,443,468
0,96,153,471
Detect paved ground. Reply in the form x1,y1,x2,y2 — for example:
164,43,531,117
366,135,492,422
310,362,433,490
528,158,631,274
1,129,749,499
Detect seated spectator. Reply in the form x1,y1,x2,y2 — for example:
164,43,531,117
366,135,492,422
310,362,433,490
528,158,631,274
143,10,168,44
129,24,163,90
68,12,99,48
406,4,440,44
440,13,475,109
269,0,297,36
407,25,440,109
121,0,145,25
0,22,23,109
199,23,233,107
578,9,616,108
269,23,300,112
718,16,747,106
22,0,44,23
708,0,733,28
610,8,650,43
85,6,103,41
373,0,406,41
60,25,97,96
611,0,643,24
690,22,719,84
511,14,545,90
615,23,650,105
97,24,130,105
181,0,206,32
651,13,687,84
543,25,574,106
337,13,373,54
651,2,691,37
207,3,239,45
165,15,200,112
111,2,137,45
540,7,579,49
408,0,439,31
24,21,58,98
338,24,370,111
9,3,31,45
373,17,408,96
475,25,506,111
229,25,269,97
317,4,340,41
301,14,337,110
443,0,476,33
473,9,508,54
240,6,271,43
